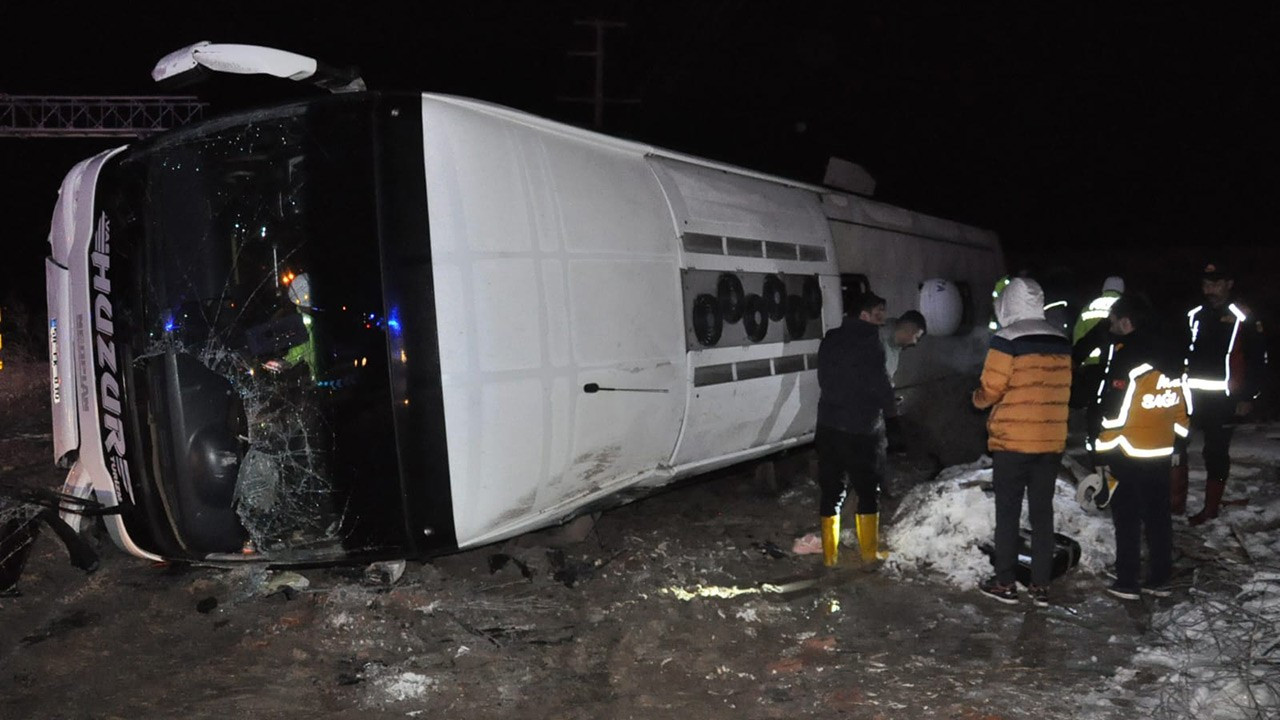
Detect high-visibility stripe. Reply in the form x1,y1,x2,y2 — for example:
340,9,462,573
1186,304,1244,396
1174,422,1189,438
1095,435,1175,458
1044,300,1068,311
1096,343,1117,402
1100,363,1154,430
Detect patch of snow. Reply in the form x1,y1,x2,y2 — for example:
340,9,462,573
883,456,1114,588
378,672,436,702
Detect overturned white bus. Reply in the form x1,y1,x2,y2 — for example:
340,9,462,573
43,45,1003,564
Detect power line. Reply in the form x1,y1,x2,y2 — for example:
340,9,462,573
557,19,640,129
0,95,208,138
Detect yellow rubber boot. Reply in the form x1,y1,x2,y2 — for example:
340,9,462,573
855,513,888,563
820,515,840,567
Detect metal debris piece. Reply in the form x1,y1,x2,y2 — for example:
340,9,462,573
364,559,407,586
487,553,533,581
261,570,310,597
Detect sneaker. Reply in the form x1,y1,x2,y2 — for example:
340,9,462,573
1027,584,1050,608
1106,583,1141,601
979,577,1019,605
1141,582,1172,598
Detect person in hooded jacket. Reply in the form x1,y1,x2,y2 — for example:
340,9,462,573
816,292,897,567
972,278,1072,607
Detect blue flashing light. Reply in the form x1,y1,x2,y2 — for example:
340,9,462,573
386,307,402,335
163,316,176,333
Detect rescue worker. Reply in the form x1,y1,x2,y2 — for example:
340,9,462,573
973,278,1072,607
987,275,1012,331
1093,295,1188,600
1182,262,1267,525
1071,276,1125,456
816,292,897,567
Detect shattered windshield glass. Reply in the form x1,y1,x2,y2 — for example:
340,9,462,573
102,97,405,559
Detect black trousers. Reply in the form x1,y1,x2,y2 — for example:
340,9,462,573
992,451,1059,586
816,425,882,516
1106,454,1173,588
1192,393,1236,481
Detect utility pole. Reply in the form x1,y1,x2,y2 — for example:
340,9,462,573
559,19,640,129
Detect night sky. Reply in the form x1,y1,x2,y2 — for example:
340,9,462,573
3,2,1277,338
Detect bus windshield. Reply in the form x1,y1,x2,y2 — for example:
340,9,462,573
100,96,406,559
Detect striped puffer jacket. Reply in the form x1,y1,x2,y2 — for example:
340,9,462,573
972,278,1073,454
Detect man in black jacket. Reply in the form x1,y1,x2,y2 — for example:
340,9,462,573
816,292,897,567
1183,262,1267,525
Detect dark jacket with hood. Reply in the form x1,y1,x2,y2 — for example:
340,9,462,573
817,317,896,435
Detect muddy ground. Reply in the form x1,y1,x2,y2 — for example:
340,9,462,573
0,358,1238,720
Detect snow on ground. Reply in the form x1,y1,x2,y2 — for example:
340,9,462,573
376,671,437,702
881,423,1280,719
1089,423,1280,720
882,454,1114,588
1122,570,1280,719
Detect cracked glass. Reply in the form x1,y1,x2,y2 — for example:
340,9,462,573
100,97,404,559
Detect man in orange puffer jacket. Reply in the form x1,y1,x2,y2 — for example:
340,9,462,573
972,277,1073,607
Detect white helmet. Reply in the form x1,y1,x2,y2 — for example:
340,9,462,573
1102,276,1125,294
287,272,312,307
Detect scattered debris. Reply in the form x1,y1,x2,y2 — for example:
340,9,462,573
0,495,99,596
261,570,310,598
545,548,607,587
363,559,406,587
486,553,533,581
791,533,822,555
754,540,788,559
20,609,97,646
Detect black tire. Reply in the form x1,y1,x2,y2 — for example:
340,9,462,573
692,294,723,347
763,275,787,321
743,294,769,342
802,276,823,319
785,295,807,339
718,273,745,324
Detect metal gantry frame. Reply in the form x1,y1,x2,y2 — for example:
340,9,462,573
0,95,208,138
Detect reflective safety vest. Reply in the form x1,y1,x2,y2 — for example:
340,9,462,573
988,275,1011,331
1095,362,1190,458
1185,302,1264,408
1072,291,1121,366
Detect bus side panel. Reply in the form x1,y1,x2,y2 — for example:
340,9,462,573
826,203,1003,465
420,98,687,547
646,157,838,470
